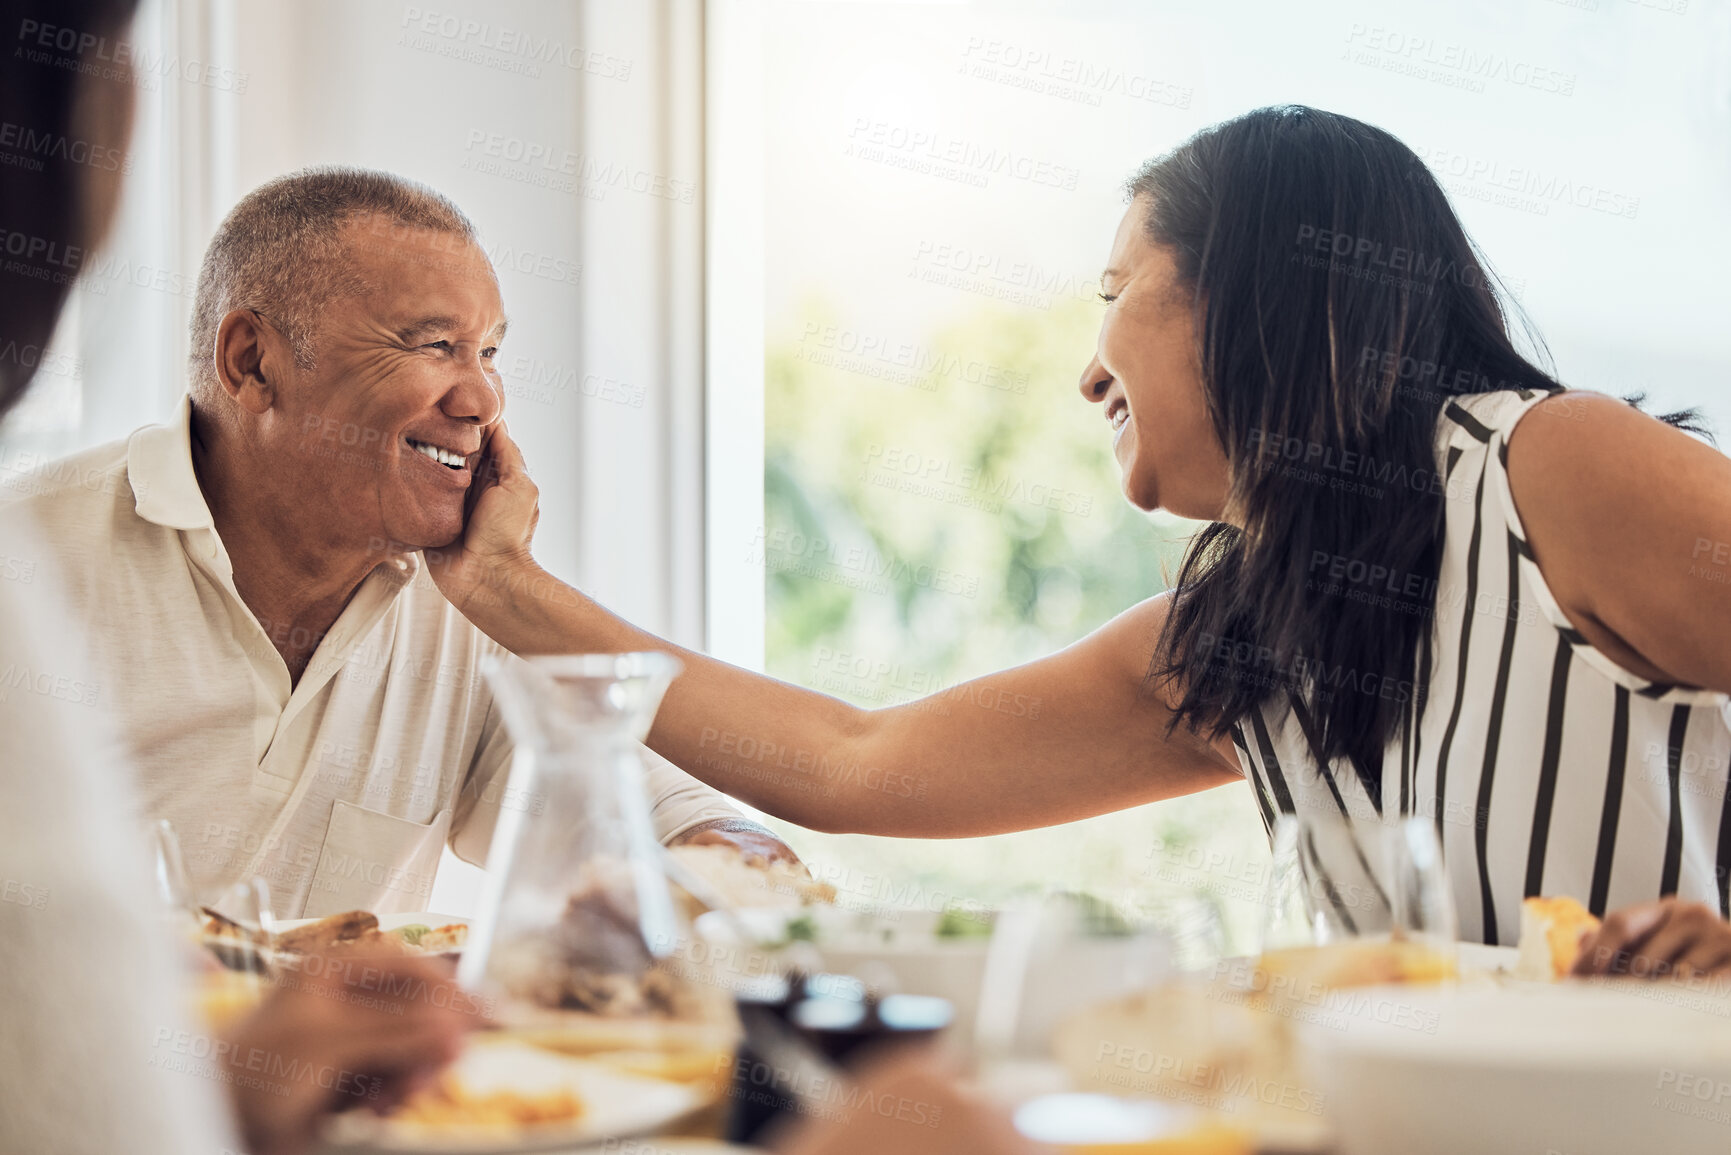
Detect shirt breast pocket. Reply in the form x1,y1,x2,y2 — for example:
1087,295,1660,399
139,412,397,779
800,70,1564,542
302,800,451,918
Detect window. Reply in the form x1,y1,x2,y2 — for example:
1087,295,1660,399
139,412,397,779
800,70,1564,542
710,0,1731,953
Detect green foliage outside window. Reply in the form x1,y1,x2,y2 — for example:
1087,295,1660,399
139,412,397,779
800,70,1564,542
760,296,1271,960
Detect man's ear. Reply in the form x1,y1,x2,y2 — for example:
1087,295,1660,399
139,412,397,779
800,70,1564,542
212,309,282,415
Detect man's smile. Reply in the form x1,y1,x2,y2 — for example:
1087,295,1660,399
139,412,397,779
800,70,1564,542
405,436,473,472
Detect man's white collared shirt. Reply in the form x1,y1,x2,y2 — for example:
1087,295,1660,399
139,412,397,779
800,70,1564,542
2,399,741,916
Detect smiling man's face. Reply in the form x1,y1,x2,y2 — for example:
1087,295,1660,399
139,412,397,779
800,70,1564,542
271,215,507,551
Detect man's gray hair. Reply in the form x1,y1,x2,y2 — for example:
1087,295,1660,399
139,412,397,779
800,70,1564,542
187,166,477,396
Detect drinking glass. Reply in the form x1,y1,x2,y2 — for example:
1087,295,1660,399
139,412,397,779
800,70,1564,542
1257,809,1458,951
973,892,1173,1067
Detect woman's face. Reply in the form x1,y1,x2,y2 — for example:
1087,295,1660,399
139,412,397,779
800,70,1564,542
1078,196,1230,521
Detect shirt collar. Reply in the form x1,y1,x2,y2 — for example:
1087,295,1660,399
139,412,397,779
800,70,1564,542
123,396,425,589
127,394,213,531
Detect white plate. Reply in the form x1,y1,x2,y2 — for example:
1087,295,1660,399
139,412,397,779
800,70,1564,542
1453,941,1519,976
272,912,470,934
319,1040,703,1155
1300,981,1731,1155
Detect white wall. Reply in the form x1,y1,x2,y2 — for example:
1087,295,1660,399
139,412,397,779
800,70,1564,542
2,0,709,915
27,0,704,632
233,0,694,622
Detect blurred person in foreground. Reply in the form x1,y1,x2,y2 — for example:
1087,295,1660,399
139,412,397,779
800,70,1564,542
428,106,1731,980
6,165,791,919
0,3,477,1153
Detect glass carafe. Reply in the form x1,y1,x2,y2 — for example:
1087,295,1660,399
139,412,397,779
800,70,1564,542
460,652,735,1071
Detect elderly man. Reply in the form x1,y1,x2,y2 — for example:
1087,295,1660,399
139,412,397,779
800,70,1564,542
7,167,788,917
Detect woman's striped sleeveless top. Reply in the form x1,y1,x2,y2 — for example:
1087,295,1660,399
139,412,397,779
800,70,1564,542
1230,389,1731,945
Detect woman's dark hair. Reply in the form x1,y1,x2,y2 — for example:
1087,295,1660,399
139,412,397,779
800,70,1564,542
0,0,140,417
1139,105,1564,803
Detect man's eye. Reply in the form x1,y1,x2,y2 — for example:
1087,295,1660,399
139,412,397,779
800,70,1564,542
481,347,498,360
1097,292,1118,304
422,340,453,352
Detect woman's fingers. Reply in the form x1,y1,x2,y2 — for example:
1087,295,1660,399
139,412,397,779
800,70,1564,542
1630,902,1719,977
1647,902,1731,980
486,418,529,484
1573,898,1731,981
1573,900,1668,976
466,422,538,547
1673,935,1731,980
429,419,544,611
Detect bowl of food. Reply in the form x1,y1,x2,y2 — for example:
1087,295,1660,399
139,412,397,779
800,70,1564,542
1301,980,1731,1155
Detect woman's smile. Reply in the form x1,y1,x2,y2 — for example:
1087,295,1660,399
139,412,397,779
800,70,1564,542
1108,397,1130,443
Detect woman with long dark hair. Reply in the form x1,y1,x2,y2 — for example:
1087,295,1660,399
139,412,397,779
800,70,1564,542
432,105,1731,976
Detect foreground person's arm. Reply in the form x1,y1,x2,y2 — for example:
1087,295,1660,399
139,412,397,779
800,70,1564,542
771,1052,1047,1155
427,425,1240,838
224,955,478,1155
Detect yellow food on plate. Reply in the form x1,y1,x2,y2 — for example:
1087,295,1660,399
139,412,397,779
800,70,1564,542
390,1084,584,1129
416,922,469,953
1255,937,1458,994
501,1007,740,1076
1054,938,1458,1147
1514,895,1600,980
193,968,266,1029
386,1041,588,1132
1054,1124,1254,1155
590,1046,733,1086
1053,980,1322,1140
1015,1091,1254,1155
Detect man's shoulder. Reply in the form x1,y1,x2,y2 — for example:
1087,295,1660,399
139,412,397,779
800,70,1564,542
0,436,134,517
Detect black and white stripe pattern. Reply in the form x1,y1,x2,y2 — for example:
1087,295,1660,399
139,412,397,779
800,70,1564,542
1234,390,1731,945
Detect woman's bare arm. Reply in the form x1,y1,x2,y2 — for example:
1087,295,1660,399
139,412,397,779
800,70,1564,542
1508,391,1731,692
428,425,1241,837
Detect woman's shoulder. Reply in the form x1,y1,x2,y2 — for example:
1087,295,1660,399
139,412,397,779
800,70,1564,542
1436,386,1571,449
1502,389,1691,492
1502,390,1731,692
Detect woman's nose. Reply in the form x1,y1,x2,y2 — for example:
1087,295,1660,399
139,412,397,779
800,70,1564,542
1078,355,1111,403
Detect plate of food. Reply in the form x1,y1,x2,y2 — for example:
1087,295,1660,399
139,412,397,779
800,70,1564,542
198,909,471,972
1302,979,1731,1155
192,910,473,1026
1049,929,1520,1153
1295,896,1731,1155
269,911,471,957
318,1037,704,1154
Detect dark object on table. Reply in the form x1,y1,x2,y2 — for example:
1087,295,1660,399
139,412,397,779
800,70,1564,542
725,972,953,1146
